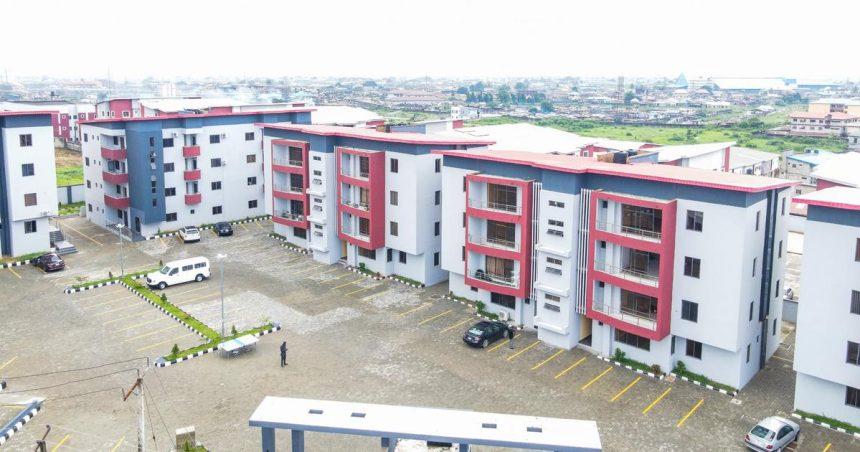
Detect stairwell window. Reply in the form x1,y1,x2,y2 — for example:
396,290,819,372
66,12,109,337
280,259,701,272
390,158,399,173
435,159,441,173
851,290,860,315
683,257,701,278
681,300,698,322
24,220,37,233
686,210,703,231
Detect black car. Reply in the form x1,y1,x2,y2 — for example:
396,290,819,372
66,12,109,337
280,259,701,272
33,253,65,272
214,222,233,236
463,320,510,348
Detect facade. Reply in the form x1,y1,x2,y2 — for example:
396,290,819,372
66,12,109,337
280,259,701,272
0,101,96,143
438,149,792,389
95,97,306,120
0,112,58,256
792,187,860,426
260,124,492,285
783,149,837,195
79,109,313,238
789,111,858,137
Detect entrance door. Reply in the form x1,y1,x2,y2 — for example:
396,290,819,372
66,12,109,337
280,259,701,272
134,217,141,233
340,240,348,260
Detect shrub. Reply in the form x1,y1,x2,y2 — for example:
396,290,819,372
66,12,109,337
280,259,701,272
674,360,687,373
171,344,180,356
108,271,113,279
613,348,626,361
650,364,662,375
160,293,167,302
231,325,237,336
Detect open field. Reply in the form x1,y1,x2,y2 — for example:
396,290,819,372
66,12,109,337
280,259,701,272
55,147,83,186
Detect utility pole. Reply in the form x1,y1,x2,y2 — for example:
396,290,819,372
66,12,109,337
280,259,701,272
123,376,145,452
34,425,51,452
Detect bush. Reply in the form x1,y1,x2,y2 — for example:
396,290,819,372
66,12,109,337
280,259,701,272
160,293,167,302
231,325,237,336
613,348,626,361
674,360,687,373
171,344,180,356
108,271,113,279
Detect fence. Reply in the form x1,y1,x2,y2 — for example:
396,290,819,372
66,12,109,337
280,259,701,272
57,184,85,205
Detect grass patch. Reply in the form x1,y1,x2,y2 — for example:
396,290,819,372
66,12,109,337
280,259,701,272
71,267,157,290
268,232,303,249
390,274,422,286
58,201,84,216
124,277,220,342
475,301,500,321
56,166,83,186
794,409,860,434
0,250,49,264
613,348,662,375
673,361,736,393
356,263,380,278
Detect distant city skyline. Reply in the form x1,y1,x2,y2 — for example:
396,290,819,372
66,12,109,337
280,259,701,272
3,0,860,80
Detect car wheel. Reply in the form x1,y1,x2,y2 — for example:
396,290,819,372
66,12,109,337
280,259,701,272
195,274,204,282
158,282,167,290
481,339,489,348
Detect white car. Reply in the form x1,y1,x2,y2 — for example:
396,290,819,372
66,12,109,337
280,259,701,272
146,257,210,290
179,226,201,243
745,416,800,451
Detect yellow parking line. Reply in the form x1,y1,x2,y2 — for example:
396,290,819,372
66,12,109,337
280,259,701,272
506,340,540,361
6,267,21,279
255,221,264,230
240,223,249,231
554,356,587,379
122,324,180,342
51,434,71,451
0,356,18,371
61,222,103,246
294,265,324,276
398,304,430,317
441,318,473,333
822,443,831,452
110,436,125,452
487,333,520,352
676,399,704,427
642,388,672,414
580,367,613,390
418,309,453,326
331,278,362,290
362,289,390,301
114,317,166,332
102,308,151,325
610,376,642,402
531,349,565,370
318,267,341,276
344,286,373,296
328,272,354,281
159,236,167,247
137,332,194,352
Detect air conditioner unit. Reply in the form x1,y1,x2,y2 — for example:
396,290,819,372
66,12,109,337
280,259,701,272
221,160,227,166
220,133,227,139
41,211,52,217
497,311,509,322
172,132,178,137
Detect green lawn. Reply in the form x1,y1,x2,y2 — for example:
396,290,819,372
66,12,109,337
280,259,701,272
56,166,83,186
58,201,84,216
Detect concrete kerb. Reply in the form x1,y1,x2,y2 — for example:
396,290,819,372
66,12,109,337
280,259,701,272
597,355,665,381
345,266,386,281
791,412,860,440
63,273,148,294
119,281,210,342
668,372,738,397
154,324,282,368
442,294,524,330
0,401,42,447
386,275,425,289
0,259,33,269
267,233,311,255
145,216,272,240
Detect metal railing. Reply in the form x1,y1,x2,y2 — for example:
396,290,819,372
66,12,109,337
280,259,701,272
342,228,370,241
276,212,305,222
469,269,518,288
105,168,127,175
595,221,662,241
342,199,369,211
593,260,659,286
273,158,290,167
468,199,521,214
288,159,304,167
340,168,369,180
468,235,519,251
274,185,304,194
591,301,657,330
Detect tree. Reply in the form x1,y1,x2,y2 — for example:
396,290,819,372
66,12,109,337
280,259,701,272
497,86,512,104
456,86,469,95
624,91,635,105
540,101,554,113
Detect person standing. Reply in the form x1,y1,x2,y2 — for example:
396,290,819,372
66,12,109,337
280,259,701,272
280,341,288,367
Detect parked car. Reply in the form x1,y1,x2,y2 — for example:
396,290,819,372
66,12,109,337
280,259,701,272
32,253,65,272
146,257,210,290
214,222,233,237
744,416,800,451
179,226,201,243
463,320,510,348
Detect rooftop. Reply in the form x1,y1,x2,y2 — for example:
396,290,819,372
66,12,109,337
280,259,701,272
785,149,838,166
0,110,56,117
790,111,858,120
730,147,780,169
431,123,647,154
810,152,860,188
310,105,383,126
79,107,315,125
794,186,860,212
810,98,860,106
651,142,734,163
260,123,495,146
434,149,795,193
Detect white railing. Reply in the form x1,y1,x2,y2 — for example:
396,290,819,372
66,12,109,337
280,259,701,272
276,212,305,222
273,158,290,167
289,159,304,167
468,199,521,214
470,269,518,288
468,235,519,251
274,185,304,194
593,261,659,287
591,301,657,330
595,221,662,241
340,168,369,180
342,228,370,241
342,200,369,211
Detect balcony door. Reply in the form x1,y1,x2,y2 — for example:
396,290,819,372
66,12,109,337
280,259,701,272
487,184,517,211
486,220,515,248
485,256,514,279
621,204,662,235
288,146,303,164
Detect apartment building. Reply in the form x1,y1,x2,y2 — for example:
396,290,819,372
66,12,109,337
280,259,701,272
0,101,96,143
259,124,492,286
792,187,860,427
0,111,58,256
437,149,792,389
79,109,312,237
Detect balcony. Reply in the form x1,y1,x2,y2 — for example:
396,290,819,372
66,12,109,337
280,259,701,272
593,261,659,287
185,193,202,205
595,221,661,241
274,184,304,194
468,235,520,252
100,147,127,160
591,301,657,331
469,269,518,288
341,199,369,211
104,194,130,209
184,169,201,181
275,211,305,222
102,169,128,185
182,145,201,157
341,227,370,242
468,198,521,214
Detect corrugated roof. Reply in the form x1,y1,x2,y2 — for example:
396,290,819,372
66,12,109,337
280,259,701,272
810,152,860,188
650,142,734,163
794,186,860,212
261,123,495,146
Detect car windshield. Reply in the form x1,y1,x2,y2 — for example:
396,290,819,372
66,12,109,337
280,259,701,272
47,255,60,262
159,266,172,275
750,425,773,440
186,227,198,233
467,326,485,335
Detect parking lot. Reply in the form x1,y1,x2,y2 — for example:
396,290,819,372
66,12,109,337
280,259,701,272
0,216,857,451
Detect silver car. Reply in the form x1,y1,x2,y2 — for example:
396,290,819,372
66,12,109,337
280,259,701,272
745,416,800,451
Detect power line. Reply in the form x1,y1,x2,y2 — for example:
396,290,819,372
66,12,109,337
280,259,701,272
45,386,124,402
2,357,147,380
142,382,172,442
0,368,137,394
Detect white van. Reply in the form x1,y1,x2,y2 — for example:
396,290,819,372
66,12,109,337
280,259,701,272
146,257,210,290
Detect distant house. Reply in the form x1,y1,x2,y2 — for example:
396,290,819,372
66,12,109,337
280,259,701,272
783,149,838,193
809,151,860,189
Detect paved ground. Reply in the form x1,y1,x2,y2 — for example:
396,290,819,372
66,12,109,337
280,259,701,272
0,217,857,451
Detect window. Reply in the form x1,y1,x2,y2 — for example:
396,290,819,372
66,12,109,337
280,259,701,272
548,200,564,208
547,229,563,237
390,221,398,236
387,248,393,262
166,213,177,222
462,213,466,228
462,246,465,261
83,133,88,142
212,206,222,215
435,190,441,205
434,252,440,266
165,187,176,197
85,157,90,166
615,330,650,351
399,251,406,264
463,177,467,192
434,222,440,236
21,163,34,177
246,154,256,163
86,180,91,188
746,344,751,363
19,134,32,147
683,257,701,278
358,247,376,259
149,137,155,147
164,162,174,172
781,198,786,216
681,300,698,322
24,220,37,233
545,267,562,275
752,257,757,277
247,177,257,186
87,203,92,212
548,219,564,227
293,228,307,239
24,193,37,206
163,138,174,148
209,134,221,144
544,303,561,312
434,159,441,173
749,301,755,321
244,132,255,141
490,293,516,309
852,290,860,315
847,341,860,366
685,339,703,359
211,158,222,167
856,238,860,262
772,318,777,335
778,240,783,258
390,191,398,206
755,211,760,231
686,210,703,231
211,181,222,190
390,158,399,173
847,386,860,408
248,200,258,209
545,294,561,302
547,257,562,265
313,155,321,161
775,280,780,298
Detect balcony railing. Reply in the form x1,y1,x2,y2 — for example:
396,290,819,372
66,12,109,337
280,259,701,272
182,145,200,157
100,147,127,161
469,269,518,288
468,235,519,251
276,212,305,222
274,185,304,194
342,228,370,241
185,193,202,205
289,159,304,167
102,169,129,185
468,199,521,214
183,169,201,181
104,194,130,209
592,301,657,330
341,199,369,211
593,261,659,287
595,221,662,241
340,168,369,180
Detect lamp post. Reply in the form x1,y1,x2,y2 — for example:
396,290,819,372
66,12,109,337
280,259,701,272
216,253,227,337
115,223,125,277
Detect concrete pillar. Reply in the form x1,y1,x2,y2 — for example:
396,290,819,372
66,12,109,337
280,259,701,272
261,427,275,452
291,430,305,452
386,437,397,452
459,444,470,452
380,437,389,448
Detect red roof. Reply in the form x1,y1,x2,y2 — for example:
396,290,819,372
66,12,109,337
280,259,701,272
793,187,860,212
434,149,795,193
78,108,316,125
260,123,496,146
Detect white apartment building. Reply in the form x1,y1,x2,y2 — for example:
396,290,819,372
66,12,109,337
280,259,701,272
0,112,58,256
260,124,492,286
793,187,860,427
437,149,793,389
79,109,313,238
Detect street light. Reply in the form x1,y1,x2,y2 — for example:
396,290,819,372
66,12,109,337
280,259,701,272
115,223,126,277
216,253,227,337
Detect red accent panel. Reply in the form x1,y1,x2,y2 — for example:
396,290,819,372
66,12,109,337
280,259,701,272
100,147,127,160
182,145,200,157
272,188,306,201
101,170,129,185
183,169,201,181
336,146,385,250
104,194,130,209
815,179,846,190
184,193,202,205
272,214,309,229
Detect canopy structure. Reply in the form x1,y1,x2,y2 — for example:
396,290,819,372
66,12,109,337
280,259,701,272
248,396,601,452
